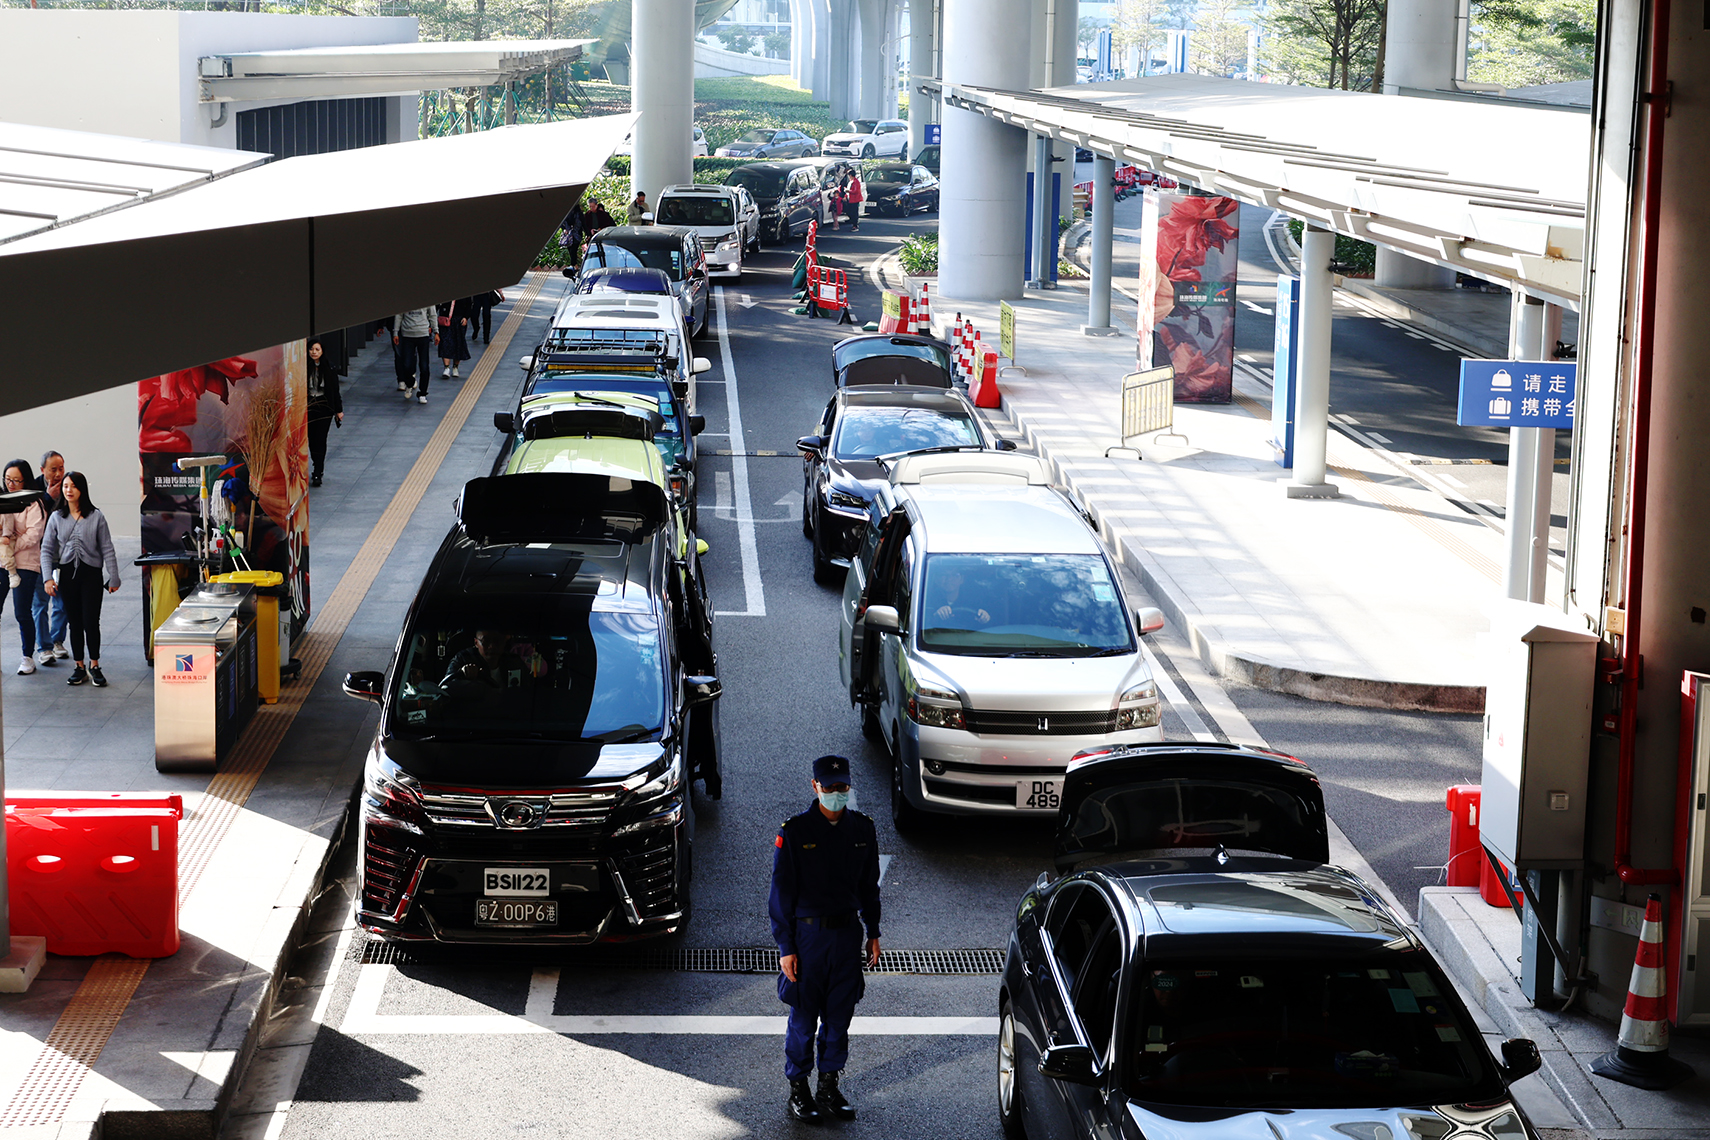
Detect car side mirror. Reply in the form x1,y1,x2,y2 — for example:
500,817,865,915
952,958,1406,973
518,355,534,370
863,605,899,633
692,357,712,375
696,538,710,556
1038,1043,1099,1086
797,434,825,455
493,412,515,433
1135,606,1165,635
690,415,707,434
1499,1038,1541,1083
995,438,1018,451
343,670,384,703
685,675,722,706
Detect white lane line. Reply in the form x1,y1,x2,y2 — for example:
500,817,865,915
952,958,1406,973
878,853,893,886
1140,642,1218,743
347,965,991,1036
1368,432,1393,445
715,470,733,521
1241,300,1273,315
713,286,767,617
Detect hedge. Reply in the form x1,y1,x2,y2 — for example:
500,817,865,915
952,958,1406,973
1285,219,1377,277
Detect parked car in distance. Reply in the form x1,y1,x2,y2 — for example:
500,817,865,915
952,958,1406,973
838,452,1167,829
831,333,955,389
998,741,1547,1140
616,125,709,157
821,118,909,159
574,267,674,296
584,225,710,337
342,471,721,946
655,183,760,279
725,162,824,245
715,127,817,159
861,162,940,216
913,144,939,176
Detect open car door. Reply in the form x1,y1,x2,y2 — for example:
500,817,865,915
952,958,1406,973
848,505,910,707
1055,743,1330,871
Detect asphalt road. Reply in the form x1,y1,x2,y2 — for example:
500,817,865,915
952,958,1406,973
227,205,1490,1140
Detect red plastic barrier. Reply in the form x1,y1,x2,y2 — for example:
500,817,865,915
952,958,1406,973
807,264,851,318
1444,785,1483,887
971,347,1002,408
878,290,913,334
6,793,185,957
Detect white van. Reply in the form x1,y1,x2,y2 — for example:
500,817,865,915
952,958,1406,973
654,184,761,279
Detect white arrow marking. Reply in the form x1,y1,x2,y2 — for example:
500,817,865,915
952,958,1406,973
1241,300,1273,315
736,293,758,309
775,489,803,516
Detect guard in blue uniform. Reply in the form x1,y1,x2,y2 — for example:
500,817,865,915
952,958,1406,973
769,754,882,1124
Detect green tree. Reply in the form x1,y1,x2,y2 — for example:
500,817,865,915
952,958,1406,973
1260,0,1386,90
1468,0,1595,85
763,31,792,59
1115,0,1167,73
1192,0,1253,76
716,24,757,54
1077,15,1107,59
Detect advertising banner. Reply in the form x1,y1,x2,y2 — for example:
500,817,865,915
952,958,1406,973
138,343,311,637
1136,192,1240,403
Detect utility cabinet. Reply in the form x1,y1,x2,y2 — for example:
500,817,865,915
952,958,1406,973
1481,605,1598,868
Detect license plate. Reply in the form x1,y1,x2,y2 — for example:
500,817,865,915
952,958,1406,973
476,898,559,927
1017,779,1061,811
482,867,550,896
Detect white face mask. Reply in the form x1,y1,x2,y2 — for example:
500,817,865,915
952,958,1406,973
817,789,850,813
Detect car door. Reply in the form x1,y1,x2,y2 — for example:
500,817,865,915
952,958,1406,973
1025,883,1121,1140
875,541,914,732
804,395,837,518
915,166,939,211
684,233,708,328
838,506,880,694
849,506,910,706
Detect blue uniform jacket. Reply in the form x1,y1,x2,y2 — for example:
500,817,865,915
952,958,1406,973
768,802,882,957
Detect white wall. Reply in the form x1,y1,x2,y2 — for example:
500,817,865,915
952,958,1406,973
0,10,417,536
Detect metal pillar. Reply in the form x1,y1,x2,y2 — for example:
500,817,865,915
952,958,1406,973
938,0,1030,302
1083,153,1116,335
1504,293,1551,602
1029,133,1054,289
907,0,933,156
1288,224,1338,497
631,0,695,206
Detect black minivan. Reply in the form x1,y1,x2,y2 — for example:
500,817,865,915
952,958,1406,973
343,473,721,945
725,161,824,245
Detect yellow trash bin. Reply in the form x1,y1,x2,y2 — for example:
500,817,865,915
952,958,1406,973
211,571,285,703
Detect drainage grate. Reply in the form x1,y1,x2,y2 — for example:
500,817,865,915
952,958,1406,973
357,940,1004,975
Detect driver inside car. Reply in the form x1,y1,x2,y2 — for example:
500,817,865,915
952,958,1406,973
443,629,534,689
930,566,990,626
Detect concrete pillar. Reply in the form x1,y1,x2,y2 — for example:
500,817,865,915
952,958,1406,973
1084,153,1116,335
1030,0,1079,225
1288,224,1338,497
1381,0,1458,94
858,0,886,119
828,0,855,120
810,0,831,102
938,0,1031,302
907,0,933,156
631,0,695,206
791,0,808,88
1029,133,1053,287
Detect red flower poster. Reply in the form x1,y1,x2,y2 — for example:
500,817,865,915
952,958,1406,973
1136,192,1240,404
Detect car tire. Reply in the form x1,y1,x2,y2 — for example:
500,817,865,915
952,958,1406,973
811,523,840,584
998,1002,1027,1140
891,741,927,834
802,485,813,538
862,145,875,159
861,702,883,743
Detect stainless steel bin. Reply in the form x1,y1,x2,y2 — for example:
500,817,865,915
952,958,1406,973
154,583,259,772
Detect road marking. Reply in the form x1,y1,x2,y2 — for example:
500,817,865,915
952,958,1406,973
1241,300,1273,315
737,293,758,309
713,286,767,617
1140,643,1218,743
1403,330,1425,339
341,965,994,1036
715,470,733,520
1368,432,1393,444
879,853,893,886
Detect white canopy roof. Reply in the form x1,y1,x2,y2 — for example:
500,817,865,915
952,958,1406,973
0,113,633,412
199,38,593,102
929,74,1588,306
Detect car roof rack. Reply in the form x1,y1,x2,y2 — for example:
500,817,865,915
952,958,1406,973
889,452,1050,486
458,473,668,544
520,404,665,442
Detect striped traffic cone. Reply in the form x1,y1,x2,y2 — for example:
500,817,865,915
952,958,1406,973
915,283,932,337
1590,894,1694,1089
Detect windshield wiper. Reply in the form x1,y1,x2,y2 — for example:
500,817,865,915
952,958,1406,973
584,724,653,744
874,444,983,469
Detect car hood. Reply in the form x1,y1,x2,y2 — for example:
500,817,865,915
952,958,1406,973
1126,1099,1528,1140
864,182,907,199
917,650,1149,709
382,737,665,787
823,133,867,144
824,456,885,494
721,143,761,153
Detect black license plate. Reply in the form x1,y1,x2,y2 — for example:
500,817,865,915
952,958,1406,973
475,898,560,927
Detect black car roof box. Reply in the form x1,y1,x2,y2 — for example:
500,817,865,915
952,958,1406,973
458,473,669,544
521,405,665,442
1055,743,1330,870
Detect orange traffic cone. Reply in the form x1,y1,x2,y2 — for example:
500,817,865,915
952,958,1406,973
1590,894,1694,1089
915,283,932,337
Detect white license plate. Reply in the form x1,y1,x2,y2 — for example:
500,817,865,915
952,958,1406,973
476,898,559,927
1017,779,1061,811
482,867,550,897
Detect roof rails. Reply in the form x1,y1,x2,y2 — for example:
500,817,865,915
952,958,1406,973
889,452,1051,486
458,473,668,544
520,404,664,443
660,183,726,193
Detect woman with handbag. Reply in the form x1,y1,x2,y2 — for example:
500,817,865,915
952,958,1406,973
436,298,472,379
40,471,120,688
470,288,504,345
306,338,343,487
0,459,52,675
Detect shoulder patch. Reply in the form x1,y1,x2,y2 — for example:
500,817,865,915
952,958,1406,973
775,834,784,848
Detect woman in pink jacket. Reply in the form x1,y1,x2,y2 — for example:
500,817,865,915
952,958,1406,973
0,458,52,675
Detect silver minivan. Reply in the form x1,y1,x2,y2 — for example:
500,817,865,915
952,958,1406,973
838,454,1165,830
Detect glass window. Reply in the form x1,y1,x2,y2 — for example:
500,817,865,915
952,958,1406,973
830,405,978,460
738,129,776,145
587,240,684,279
863,164,910,185
726,170,784,197
1126,955,1505,1109
849,120,879,134
657,197,736,227
918,553,1134,658
1045,885,1112,994
392,605,666,747
1075,922,1123,1058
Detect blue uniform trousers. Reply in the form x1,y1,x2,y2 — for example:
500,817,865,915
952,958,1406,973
783,919,866,1080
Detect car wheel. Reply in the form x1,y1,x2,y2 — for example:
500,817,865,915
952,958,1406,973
811,522,840,584
998,1002,1027,1140
861,702,883,742
862,145,875,159
802,484,813,538
891,739,927,834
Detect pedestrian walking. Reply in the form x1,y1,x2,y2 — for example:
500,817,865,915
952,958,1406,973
437,298,472,381
469,288,504,345
584,197,616,234
626,191,650,225
844,168,864,231
828,178,847,231
40,471,120,688
0,459,51,674
393,304,437,404
769,754,881,1124
306,338,343,487
35,450,67,664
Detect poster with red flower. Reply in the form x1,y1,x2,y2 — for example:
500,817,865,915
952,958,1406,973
139,342,311,638
1136,192,1240,404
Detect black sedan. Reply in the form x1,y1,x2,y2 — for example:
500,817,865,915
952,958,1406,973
832,332,955,388
913,144,940,176
797,385,1011,582
862,162,939,216
999,743,1546,1140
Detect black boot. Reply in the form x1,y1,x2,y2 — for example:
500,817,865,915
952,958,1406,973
816,1071,855,1120
787,1078,824,1124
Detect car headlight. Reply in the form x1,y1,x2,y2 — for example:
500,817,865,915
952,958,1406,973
717,233,740,250
625,756,683,804
907,683,966,730
826,489,867,512
362,750,424,829
1114,682,1161,730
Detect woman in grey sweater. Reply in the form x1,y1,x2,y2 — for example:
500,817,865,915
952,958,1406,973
40,471,120,687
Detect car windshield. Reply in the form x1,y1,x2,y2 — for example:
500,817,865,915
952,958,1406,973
576,273,671,294
831,405,978,460
587,240,684,280
737,129,775,145
918,553,1133,657
528,379,678,434
847,120,878,133
392,606,664,744
1126,954,1504,1109
657,197,736,227
863,164,911,184
726,169,784,197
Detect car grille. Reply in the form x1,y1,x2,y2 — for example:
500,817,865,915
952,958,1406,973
962,709,1117,735
615,836,679,918
419,786,623,830
923,777,1014,805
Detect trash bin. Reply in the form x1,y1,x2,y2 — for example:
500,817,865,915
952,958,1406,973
5,793,184,957
153,582,257,772
134,552,200,665
211,571,286,703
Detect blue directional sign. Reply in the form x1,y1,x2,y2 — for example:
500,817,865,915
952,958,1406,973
1457,359,1577,430
925,123,941,146
1271,275,1301,468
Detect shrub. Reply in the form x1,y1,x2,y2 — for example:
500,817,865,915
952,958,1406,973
898,232,938,275
1285,218,1377,276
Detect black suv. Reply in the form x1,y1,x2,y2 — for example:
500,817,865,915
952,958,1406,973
725,161,825,244
344,473,721,945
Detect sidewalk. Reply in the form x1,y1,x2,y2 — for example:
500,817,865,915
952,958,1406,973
0,273,568,1140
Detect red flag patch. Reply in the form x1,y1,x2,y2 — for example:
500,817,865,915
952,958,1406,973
775,834,784,848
